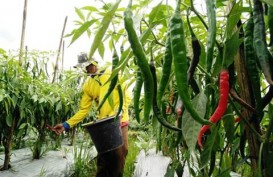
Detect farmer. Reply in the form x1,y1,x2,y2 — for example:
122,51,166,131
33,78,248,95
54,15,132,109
53,52,131,177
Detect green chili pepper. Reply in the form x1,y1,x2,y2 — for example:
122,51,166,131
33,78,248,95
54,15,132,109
268,5,273,47
150,60,181,131
124,0,154,122
205,0,216,73
253,0,273,85
170,0,211,126
244,16,263,119
116,84,123,119
97,47,119,111
133,69,143,123
157,31,173,107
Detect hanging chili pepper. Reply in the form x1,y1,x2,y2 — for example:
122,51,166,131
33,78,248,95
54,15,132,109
268,5,273,47
253,0,273,85
244,16,263,119
186,11,201,94
133,68,143,123
157,31,173,107
124,0,154,122
170,0,211,125
198,69,229,148
205,0,216,73
116,83,123,119
150,60,181,131
97,46,119,111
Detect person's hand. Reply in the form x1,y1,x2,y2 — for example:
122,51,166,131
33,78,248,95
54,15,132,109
53,123,65,135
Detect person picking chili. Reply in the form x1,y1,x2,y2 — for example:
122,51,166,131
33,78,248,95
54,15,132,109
52,52,131,177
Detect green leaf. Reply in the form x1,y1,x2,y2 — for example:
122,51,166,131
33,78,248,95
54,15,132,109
81,6,98,12
226,1,242,39
75,7,85,21
200,125,219,169
32,94,38,102
69,20,96,46
223,30,243,67
56,101,62,112
11,95,18,108
98,42,105,59
148,2,163,24
261,0,273,6
6,114,12,127
88,0,121,59
164,163,176,177
222,106,234,144
212,48,223,76
182,91,207,151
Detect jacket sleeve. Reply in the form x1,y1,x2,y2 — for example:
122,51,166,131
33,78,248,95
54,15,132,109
65,83,93,128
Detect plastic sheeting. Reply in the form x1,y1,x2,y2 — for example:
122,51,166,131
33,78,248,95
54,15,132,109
133,148,241,177
0,144,97,177
133,149,179,177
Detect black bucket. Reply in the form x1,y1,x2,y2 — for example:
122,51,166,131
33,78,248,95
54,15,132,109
83,116,123,155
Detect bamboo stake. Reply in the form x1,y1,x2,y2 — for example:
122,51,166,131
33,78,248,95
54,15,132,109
61,41,65,71
19,0,28,65
52,16,68,83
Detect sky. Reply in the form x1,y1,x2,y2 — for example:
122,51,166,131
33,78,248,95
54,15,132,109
0,0,204,70
0,0,94,69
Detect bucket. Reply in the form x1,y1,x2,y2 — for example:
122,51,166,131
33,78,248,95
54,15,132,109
83,116,123,155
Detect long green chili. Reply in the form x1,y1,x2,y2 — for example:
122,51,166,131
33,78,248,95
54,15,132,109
268,5,273,47
205,0,216,73
124,0,154,122
253,0,273,85
150,60,181,131
170,0,211,125
244,16,263,119
157,31,173,107
133,68,143,123
97,47,119,111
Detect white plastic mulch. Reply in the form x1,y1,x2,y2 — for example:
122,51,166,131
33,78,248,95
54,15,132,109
133,148,241,177
0,141,98,177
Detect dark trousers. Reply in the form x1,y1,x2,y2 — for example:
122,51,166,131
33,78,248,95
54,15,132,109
95,125,128,177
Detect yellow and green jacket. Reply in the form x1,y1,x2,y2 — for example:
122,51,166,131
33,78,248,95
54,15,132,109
63,68,131,129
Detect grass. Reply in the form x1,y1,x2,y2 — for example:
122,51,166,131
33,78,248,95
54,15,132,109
123,131,141,176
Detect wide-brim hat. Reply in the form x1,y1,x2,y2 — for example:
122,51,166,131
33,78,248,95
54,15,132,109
73,60,98,68
74,52,98,68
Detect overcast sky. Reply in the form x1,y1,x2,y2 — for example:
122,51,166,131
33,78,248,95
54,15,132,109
0,0,204,69
0,0,94,69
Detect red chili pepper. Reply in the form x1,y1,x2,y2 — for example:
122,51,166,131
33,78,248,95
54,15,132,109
198,69,229,148
234,117,241,123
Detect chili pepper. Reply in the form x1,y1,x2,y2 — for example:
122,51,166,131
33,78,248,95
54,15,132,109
97,47,119,111
133,68,143,123
268,5,273,47
253,0,273,85
115,83,123,119
150,60,181,131
186,12,201,94
234,117,241,123
244,16,263,119
124,0,154,122
205,0,216,73
197,69,229,148
170,0,211,126
157,31,172,107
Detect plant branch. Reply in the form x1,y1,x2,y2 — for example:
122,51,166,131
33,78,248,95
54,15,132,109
141,18,165,47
